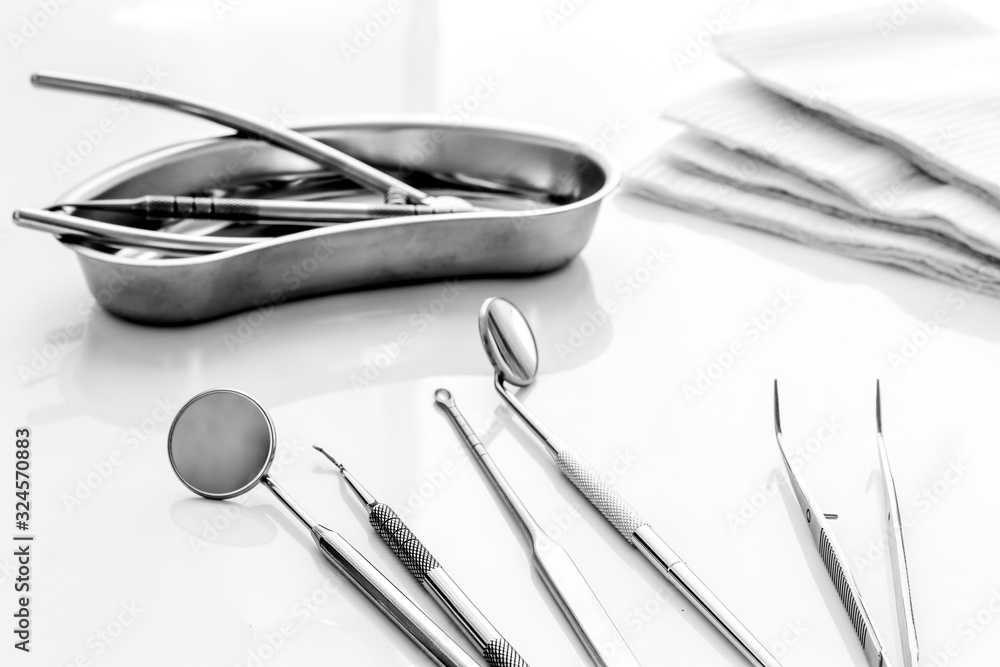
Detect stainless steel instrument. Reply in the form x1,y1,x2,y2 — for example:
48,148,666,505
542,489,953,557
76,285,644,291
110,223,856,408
167,388,480,667
14,208,257,255
32,71,447,207
773,381,919,667
434,388,641,667
876,383,920,667
477,297,781,667
314,446,530,667
56,195,471,223
15,194,475,256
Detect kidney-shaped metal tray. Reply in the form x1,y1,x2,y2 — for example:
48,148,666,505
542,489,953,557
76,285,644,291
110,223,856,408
56,118,620,325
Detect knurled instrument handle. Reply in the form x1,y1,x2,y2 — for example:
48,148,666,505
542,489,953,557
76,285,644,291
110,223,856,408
555,447,646,542
368,503,440,582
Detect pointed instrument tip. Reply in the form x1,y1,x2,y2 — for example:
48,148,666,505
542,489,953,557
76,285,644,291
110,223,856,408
773,380,782,434
876,380,883,434
315,447,377,507
313,445,343,471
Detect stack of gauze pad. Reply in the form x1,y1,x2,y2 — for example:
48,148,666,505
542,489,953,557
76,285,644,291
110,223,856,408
630,3,1000,296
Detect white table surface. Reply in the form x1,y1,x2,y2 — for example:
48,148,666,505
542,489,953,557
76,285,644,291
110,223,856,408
3,1,1000,665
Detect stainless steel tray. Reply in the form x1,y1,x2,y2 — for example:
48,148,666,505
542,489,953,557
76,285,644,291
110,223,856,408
57,118,620,325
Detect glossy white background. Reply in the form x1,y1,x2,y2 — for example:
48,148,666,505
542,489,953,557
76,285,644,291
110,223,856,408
2,0,1000,665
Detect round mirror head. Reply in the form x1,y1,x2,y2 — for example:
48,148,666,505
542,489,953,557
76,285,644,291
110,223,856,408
167,389,276,500
478,297,539,387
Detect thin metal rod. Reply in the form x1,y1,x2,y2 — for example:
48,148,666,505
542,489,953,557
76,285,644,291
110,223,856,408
58,196,473,223
313,439,530,662
493,375,560,458
13,207,258,254
260,476,318,530
434,388,642,667
262,475,482,666
260,477,482,666
875,381,920,667
32,71,431,204
313,446,377,508
309,526,482,667
434,388,542,543
497,369,781,666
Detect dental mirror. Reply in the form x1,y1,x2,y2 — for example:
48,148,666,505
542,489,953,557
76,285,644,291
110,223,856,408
166,388,482,667
169,389,275,500
479,297,558,456
477,299,784,666
478,297,539,387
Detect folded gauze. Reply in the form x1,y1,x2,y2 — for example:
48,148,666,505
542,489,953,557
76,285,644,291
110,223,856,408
628,3,1000,296
661,77,1000,260
716,3,1000,205
628,150,1000,296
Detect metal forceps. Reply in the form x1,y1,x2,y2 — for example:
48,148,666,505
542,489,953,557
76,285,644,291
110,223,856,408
772,381,919,667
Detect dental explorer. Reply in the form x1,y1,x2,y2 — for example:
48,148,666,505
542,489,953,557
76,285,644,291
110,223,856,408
167,388,481,667
313,445,531,667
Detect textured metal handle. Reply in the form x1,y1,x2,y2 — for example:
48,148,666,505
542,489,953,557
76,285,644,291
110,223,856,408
145,196,259,219
483,638,530,667
555,448,646,543
369,503,440,582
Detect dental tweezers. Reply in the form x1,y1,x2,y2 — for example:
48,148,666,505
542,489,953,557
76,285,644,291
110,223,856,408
773,381,919,667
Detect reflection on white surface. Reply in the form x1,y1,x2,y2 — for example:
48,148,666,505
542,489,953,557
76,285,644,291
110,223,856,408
24,258,604,428
3,0,1000,666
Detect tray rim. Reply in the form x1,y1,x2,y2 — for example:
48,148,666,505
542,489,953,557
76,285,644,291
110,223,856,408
56,115,622,268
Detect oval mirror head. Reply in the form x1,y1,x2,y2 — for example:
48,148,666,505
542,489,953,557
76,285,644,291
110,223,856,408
478,297,539,387
168,389,276,500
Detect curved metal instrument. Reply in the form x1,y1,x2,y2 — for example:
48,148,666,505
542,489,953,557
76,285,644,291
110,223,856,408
32,71,437,205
